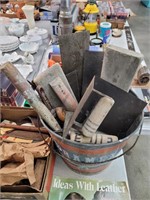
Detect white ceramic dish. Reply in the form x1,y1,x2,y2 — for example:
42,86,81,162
27,27,48,39
19,19,28,24
0,36,19,46
22,52,34,65
19,19,28,28
0,45,19,53
112,29,122,37
0,37,20,52
0,41,19,49
0,51,22,64
14,64,33,78
8,23,25,37
19,42,39,54
20,34,43,45
10,18,20,23
0,41,20,52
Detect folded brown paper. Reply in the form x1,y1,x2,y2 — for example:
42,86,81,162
0,140,51,186
0,148,35,186
0,162,32,186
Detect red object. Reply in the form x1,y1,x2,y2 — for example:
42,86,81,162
48,54,62,67
48,59,56,67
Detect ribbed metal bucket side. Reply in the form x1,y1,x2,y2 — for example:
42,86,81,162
40,112,143,174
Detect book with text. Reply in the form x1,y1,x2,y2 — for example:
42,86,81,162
48,176,131,200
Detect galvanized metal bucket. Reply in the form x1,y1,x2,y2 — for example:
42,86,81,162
41,112,143,175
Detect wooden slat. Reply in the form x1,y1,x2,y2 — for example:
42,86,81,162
32,159,46,190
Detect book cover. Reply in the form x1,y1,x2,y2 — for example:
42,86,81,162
48,176,131,200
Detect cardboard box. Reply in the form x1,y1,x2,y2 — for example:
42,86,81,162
0,106,37,121
0,106,52,200
1,155,52,200
106,19,125,29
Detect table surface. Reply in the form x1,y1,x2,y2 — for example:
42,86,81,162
35,20,150,88
1,19,148,88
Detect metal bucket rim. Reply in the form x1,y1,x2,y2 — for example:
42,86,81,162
51,121,143,166
40,111,144,147
52,121,143,167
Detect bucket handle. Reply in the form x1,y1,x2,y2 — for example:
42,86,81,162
50,123,143,165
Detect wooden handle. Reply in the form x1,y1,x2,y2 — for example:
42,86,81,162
0,123,49,134
82,96,115,137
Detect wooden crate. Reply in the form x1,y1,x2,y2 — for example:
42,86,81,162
106,19,125,29
0,13,18,18
0,0,41,19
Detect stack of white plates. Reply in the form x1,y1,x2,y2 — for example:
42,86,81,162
0,36,19,52
27,27,48,40
20,34,43,46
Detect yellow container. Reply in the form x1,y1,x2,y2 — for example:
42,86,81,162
83,4,99,14
84,21,98,34
74,25,85,32
83,3,99,34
